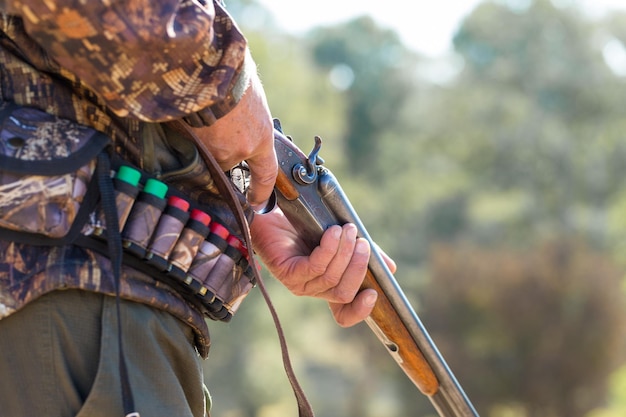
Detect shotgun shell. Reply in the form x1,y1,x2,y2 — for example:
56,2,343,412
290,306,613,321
122,178,168,259
145,196,190,271
168,209,211,283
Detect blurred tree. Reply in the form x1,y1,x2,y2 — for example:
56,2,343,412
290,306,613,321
604,11,626,45
306,17,418,172
389,2,626,415
422,239,626,417
455,0,610,118
408,0,626,247
587,365,626,417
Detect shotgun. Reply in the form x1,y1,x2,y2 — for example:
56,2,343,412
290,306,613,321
271,120,479,417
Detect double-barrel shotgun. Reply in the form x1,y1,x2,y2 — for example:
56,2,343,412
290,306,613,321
271,120,479,417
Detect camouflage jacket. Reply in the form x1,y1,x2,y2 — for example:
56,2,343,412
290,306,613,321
0,0,251,357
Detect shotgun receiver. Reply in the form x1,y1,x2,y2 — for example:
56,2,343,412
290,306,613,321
271,120,479,417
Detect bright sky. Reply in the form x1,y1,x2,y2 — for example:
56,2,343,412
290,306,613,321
256,0,626,57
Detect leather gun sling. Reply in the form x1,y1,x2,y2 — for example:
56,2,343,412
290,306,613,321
166,121,315,417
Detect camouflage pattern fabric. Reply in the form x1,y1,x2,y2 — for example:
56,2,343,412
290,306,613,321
0,0,250,356
0,242,212,356
0,167,93,237
1,0,247,124
0,105,100,237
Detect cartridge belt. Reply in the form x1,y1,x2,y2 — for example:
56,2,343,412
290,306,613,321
80,164,255,322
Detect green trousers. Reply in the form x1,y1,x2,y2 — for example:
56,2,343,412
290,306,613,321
0,289,209,417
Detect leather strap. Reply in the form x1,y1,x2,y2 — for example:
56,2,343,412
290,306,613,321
166,121,315,417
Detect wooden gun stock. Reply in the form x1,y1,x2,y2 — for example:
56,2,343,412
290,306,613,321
272,123,479,417
362,269,439,395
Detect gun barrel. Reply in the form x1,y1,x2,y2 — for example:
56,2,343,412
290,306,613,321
318,170,478,417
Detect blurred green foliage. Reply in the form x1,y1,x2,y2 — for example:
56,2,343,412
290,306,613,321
425,239,626,416
205,1,626,416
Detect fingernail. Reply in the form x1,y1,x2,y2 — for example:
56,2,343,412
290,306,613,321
356,239,369,254
364,292,378,307
346,224,357,240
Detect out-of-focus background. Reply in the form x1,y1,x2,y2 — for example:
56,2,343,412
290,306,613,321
204,1,626,416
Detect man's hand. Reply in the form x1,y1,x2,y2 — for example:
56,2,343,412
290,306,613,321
191,71,277,210
251,208,396,327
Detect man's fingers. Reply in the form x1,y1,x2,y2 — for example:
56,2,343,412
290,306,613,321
246,145,278,209
302,225,370,302
329,288,378,327
323,237,369,303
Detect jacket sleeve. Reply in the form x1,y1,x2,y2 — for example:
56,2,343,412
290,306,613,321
4,0,250,123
